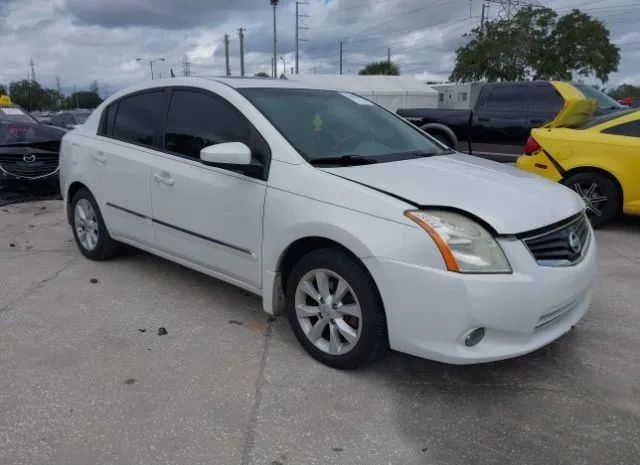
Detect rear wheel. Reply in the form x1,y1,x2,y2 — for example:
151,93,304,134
71,188,119,260
563,172,619,228
286,247,388,369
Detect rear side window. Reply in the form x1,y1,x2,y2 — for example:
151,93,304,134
485,86,526,111
529,85,563,113
164,89,252,159
112,91,165,147
602,120,640,138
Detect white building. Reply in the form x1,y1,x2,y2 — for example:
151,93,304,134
431,83,484,110
282,74,439,112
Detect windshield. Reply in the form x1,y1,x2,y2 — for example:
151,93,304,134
573,84,624,111
239,88,447,163
0,106,39,124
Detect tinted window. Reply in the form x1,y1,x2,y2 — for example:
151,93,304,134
529,85,563,113
100,103,118,136
602,120,640,138
485,86,526,111
113,91,165,147
164,90,255,160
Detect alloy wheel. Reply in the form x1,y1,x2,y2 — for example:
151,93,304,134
573,181,608,218
294,269,362,355
74,198,99,251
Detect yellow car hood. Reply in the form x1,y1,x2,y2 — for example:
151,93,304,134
547,81,597,128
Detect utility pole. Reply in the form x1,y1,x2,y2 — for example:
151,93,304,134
280,56,286,76
136,57,165,80
29,58,36,82
339,41,343,75
295,2,309,74
387,47,391,64
224,34,231,76
238,28,246,77
271,0,279,78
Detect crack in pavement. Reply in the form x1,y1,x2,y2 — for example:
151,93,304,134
0,256,78,316
240,318,275,465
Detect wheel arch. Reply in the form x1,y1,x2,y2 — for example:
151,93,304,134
562,166,624,210
265,235,384,318
420,123,458,148
66,181,90,224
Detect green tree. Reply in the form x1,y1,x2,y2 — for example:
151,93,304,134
358,61,399,75
9,80,52,110
608,84,640,100
0,83,7,96
450,7,620,83
65,91,103,109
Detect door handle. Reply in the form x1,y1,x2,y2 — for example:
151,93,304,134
154,173,175,186
477,116,490,122
92,152,107,163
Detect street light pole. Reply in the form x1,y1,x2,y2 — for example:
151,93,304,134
271,0,279,78
280,56,286,76
137,57,165,80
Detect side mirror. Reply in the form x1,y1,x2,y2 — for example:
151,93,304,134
200,142,251,165
200,142,263,177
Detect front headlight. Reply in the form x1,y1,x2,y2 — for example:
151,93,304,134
404,210,511,273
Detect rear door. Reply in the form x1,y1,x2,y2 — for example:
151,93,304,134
88,90,167,246
470,84,529,156
150,88,268,288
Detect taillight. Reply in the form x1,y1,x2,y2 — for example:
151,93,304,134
524,136,541,155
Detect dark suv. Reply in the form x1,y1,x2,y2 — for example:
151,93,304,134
0,98,65,186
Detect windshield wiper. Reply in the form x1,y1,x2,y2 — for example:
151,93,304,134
405,149,454,158
309,155,378,166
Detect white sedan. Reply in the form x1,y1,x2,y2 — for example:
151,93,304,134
59,78,597,369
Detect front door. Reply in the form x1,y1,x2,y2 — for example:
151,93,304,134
150,88,269,288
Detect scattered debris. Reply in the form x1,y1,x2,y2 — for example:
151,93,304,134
332,447,344,452
28,224,34,228
40,206,47,210
2,209,8,213
9,243,15,248
271,461,283,465
157,327,168,336
89,278,98,284
138,329,147,333
26,245,33,250
268,316,277,323
124,378,136,385
228,320,244,326
421,447,428,453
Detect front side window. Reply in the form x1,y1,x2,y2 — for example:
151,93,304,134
112,91,165,147
239,88,446,163
602,120,640,138
164,89,256,160
485,86,526,111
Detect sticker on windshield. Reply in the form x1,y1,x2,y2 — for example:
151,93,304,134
1,108,25,115
339,92,374,105
313,112,323,132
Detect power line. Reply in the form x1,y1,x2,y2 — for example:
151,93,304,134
181,54,192,77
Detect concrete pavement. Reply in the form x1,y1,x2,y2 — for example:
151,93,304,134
1,200,639,465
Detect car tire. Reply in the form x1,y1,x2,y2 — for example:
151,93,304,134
562,172,619,228
70,188,119,260
285,247,388,369
428,131,452,148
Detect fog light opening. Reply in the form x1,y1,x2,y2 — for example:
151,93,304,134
464,327,485,347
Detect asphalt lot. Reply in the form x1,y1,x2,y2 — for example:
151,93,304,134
1,199,639,465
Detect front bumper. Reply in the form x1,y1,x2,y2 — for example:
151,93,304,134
364,232,597,364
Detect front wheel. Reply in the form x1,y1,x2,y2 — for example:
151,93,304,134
286,247,388,369
562,172,619,228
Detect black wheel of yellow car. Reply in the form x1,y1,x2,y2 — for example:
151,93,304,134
563,172,619,228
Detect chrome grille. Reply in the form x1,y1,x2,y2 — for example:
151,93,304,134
521,214,590,266
0,153,59,179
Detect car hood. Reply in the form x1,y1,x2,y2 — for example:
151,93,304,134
322,154,584,234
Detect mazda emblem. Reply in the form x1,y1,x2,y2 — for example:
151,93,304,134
568,231,581,254
23,154,36,163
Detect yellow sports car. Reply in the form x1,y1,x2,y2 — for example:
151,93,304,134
517,82,640,227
